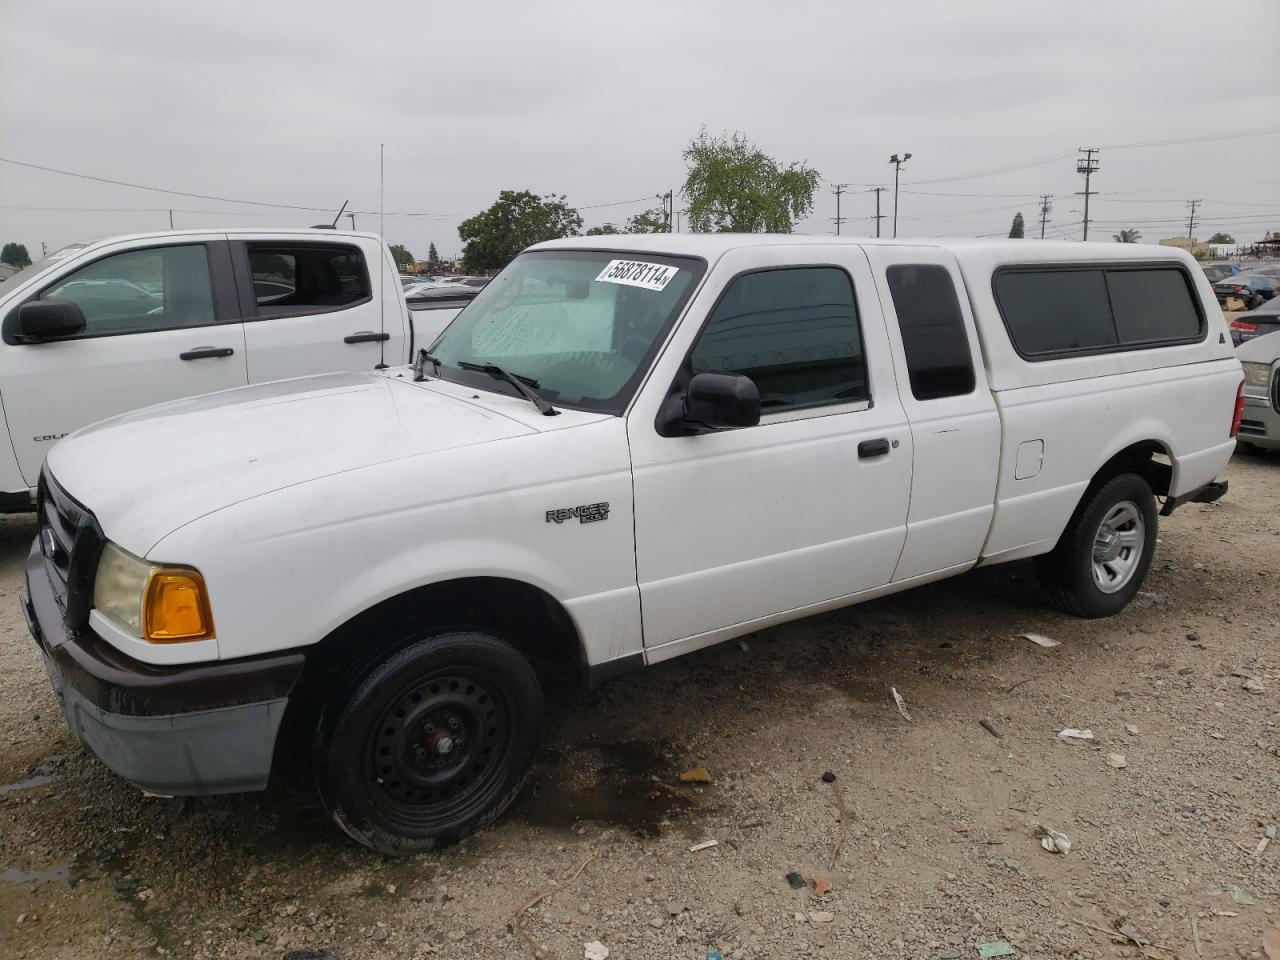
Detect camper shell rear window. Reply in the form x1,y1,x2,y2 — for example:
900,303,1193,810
992,262,1205,360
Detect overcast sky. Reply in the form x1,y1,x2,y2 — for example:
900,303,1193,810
2,0,1277,261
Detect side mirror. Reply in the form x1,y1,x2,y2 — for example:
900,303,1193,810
16,300,86,342
683,372,761,431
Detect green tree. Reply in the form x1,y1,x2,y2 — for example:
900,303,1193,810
1113,229,1142,243
388,244,415,271
1207,232,1234,244
1,243,32,268
1008,212,1025,239
682,128,820,233
458,190,583,272
426,242,441,270
625,206,670,234
584,223,621,236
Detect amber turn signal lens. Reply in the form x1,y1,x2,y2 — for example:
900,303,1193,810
143,569,215,642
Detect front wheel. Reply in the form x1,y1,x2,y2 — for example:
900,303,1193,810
1037,473,1158,618
315,629,543,855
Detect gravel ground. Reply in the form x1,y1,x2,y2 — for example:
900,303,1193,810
2,454,1278,960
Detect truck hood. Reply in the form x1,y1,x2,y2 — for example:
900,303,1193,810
45,372,538,554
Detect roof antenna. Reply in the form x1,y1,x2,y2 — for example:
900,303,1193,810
375,144,387,370
330,199,349,228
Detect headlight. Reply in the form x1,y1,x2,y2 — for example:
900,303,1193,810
93,542,215,643
1242,361,1272,391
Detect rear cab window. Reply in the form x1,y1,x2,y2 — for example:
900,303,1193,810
993,264,1205,359
885,264,976,400
244,243,371,318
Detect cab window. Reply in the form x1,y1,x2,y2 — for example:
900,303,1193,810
41,245,215,336
690,266,867,414
246,243,370,316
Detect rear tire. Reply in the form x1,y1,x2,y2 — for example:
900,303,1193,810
315,628,543,855
1037,473,1157,618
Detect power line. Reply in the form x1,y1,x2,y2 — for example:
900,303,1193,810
1099,125,1280,151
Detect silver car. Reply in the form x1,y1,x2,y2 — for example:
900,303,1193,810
1237,330,1280,454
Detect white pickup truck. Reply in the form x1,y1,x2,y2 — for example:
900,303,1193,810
0,228,464,509
23,235,1242,854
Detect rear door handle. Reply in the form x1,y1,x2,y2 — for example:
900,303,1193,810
344,331,391,344
858,438,891,459
179,346,234,361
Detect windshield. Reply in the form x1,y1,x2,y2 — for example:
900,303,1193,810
426,250,703,413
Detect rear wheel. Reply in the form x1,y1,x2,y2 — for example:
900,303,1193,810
1037,473,1158,618
315,628,543,854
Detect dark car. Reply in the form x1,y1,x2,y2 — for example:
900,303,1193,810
1213,274,1280,310
1229,296,1280,346
1202,262,1241,283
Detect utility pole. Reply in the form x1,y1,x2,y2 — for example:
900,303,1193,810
872,187,885,238
1038,194,1053,239
656,190,673,231
889,153,912,238
347,212,357,230
41,241,48,257
1186,199,1202,239
168,209,174,229
1075,147,1100,241
831,183,849,235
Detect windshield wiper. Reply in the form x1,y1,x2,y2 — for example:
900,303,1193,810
413,349,440,382
458,361,558,416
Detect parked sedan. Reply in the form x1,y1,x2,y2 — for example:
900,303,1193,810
1201,262,1241,283
1235,330,1280,454
1228,296,1280,346
1213,274,1280,310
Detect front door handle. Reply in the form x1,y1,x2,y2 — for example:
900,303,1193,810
179,346,234,361
344,331,391,344
858,438,891,459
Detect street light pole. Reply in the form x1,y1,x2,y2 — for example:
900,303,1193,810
889,152,911,238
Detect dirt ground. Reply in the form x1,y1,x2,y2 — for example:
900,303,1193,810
1,455,1277,960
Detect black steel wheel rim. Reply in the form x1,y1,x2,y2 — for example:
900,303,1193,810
364,667,513,830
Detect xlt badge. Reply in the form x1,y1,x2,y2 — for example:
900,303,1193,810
546,502,610,525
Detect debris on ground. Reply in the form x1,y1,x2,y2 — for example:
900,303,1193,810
826,778,852,868
707,950,724,960
1021,632,1060,648
1231,885,1258,905
283,952,337,960
1243,677,1265,694
1057,728,1095,742
1106,752,1128,769
808,911,834,923
977,941,1016,958
891,686,912,721
513,852,597,958
810,874,832,897
1125,723,1140,735
1037,825,1072,855
584,940,609,960
1115,919,1152,946
1255,825,1275,858
678,767,713,783
979,718,1003,739
687,839,717,852
820,771,836,783
785,872,806,889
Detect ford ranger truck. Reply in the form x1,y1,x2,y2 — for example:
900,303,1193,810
22,235,1242,853
0,228,466,511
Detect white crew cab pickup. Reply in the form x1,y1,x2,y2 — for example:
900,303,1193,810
23,235,1243,853
0,228,466,510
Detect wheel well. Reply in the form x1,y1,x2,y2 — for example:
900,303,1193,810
297,577,585,693
1091,440,1173,499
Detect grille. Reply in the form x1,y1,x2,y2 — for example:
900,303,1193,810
1238,419,1266,437
36,471,105,631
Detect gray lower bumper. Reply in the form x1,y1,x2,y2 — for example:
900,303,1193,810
1239,396,1280,450
46,654,288,796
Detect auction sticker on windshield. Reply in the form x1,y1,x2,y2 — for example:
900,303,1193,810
595,259,679,292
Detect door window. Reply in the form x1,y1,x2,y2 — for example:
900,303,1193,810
246,244,370,316
690,267,867,413
41,245,215,336
886,264,976,400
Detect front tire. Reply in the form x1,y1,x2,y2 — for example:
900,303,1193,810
315,629,543,855
1037,473,1158,618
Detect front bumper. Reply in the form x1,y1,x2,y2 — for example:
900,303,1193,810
1238,395,1280,450
23,540,305,796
